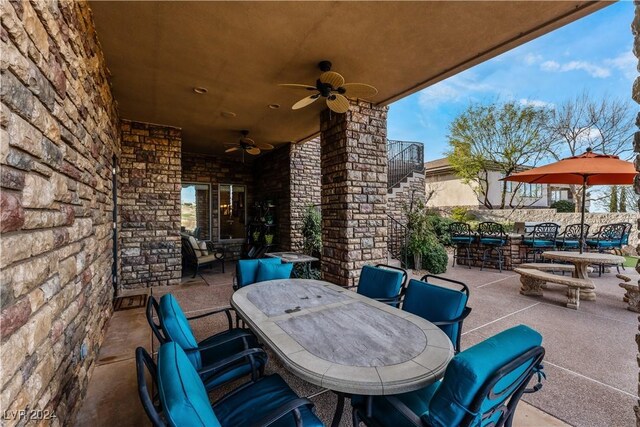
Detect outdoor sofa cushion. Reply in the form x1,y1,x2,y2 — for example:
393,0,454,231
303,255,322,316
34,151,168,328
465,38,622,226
236,258,281,288
256,261,293,282
356,265,404,300
353,325,542,427
159,294,266,386
402,279,467,346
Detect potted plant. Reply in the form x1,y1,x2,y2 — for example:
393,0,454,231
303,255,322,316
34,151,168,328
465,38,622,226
252,231,261,242
265,234,274,245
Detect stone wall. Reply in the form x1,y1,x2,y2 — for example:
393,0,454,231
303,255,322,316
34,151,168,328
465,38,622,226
387,171,425,223
320,101,388,287
631,3,640,424
1,0,120,424
119,121,181,290
195,188,210,240
181,151,254,259
289,137,321,251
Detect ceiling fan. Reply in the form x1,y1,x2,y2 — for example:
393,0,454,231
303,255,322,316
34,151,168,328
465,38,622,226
279,61,378,114
224,130,274,159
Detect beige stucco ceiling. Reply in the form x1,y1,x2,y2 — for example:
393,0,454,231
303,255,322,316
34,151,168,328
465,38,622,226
90,1,609,156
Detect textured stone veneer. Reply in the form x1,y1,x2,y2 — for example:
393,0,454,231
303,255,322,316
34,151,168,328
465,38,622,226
1,0,120,424
320,101,388,287
119,121,182,289
632,3,640,424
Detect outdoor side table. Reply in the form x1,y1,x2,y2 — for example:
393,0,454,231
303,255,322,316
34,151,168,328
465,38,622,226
231,279,454,427
265,251,319,278
542,251,625,300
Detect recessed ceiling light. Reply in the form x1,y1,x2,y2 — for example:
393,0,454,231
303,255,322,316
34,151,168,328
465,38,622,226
193,87,208,94
268,104,280,109
221,111,236,118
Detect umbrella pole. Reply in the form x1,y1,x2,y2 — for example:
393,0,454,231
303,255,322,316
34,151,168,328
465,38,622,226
580,179,586,254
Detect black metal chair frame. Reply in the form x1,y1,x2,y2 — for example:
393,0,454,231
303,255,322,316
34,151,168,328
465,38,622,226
478,222,508,273
557,223,590,252
136,347,302,427
145,296,264,390
352,346,545,427
587,223,627,276
346,264,409,307
448,222,474,269
182,236,226,279
419,275,472,353
523,222,559,263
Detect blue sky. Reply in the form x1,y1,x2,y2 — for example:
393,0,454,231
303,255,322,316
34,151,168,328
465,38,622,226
387,1,636,162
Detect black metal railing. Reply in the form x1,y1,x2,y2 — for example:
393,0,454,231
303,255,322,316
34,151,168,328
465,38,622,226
387,214,409,268
387,140,424,190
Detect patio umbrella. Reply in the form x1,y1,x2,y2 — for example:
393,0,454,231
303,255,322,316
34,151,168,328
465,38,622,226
502,148,636,253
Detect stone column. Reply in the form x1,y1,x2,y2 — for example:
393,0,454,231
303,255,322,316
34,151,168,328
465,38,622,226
632,3,640,425
320,101,388,287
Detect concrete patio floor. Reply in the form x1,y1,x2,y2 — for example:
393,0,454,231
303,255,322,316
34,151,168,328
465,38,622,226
74,259,638,426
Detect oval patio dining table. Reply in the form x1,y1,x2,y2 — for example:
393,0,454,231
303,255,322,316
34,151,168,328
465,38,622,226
231,279,454,427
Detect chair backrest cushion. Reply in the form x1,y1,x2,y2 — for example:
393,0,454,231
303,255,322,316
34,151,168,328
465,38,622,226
159,294,201,368
426,325,542,427
403,279,468,344
157,342,221,427
357,265,404,299
256,260,293,282
236,258,282,288
187,236,201,258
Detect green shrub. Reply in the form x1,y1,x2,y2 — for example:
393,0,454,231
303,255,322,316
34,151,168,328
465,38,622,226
420,234,449,274
551,200,575,213
450,206,476,222
302,205,322,256
425,214,454,246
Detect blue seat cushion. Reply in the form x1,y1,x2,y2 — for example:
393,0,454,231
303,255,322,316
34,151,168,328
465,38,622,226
256,260,293,282
198,329,268,390
402,279,467,347
213,374,323,427
479,238,505,246
523,239,555,248
425,325,542,427
157,342,221,427
237,258,281,287
586,240,617,248
452,236,474,244
558,240,579,248
351,382,441,425
159,294,201,368
357,265,404,300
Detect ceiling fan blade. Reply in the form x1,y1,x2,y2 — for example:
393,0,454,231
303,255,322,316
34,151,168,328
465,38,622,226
320,71,345,89
240,137,256,145
225,147,239,153
255,142,274,150
247,147,261,155
341,83,378,100
278,84,317,91
292,94,320,110
326,94,350,113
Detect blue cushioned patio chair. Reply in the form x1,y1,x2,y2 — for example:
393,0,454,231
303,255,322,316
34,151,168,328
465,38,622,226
477,222,508,273
149,294,268,391
522,222,559,262
448,222,475,269
351,325,546,427
347,264,408,307
402,275,471,353
557,223,589,251
233,257,283,290
586,223,627,276
137,342,323,427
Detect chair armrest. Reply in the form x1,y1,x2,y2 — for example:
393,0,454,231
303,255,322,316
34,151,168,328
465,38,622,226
249,398,315,427
197,347,267,378
191,330,256,353
430,307,472,327
372,296,402,306
384,396,423,427
345,285,358,290
187,306,234,330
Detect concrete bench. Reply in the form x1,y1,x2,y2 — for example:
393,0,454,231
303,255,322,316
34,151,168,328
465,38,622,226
617,274,639,313
514,267,594,310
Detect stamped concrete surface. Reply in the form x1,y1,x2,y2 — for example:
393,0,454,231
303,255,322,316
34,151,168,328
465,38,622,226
74,260,635,426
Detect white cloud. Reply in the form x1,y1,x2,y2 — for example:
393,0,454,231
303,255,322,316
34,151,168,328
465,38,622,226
523,53,543,65
540,59,610,78
519,98,555,109
418,73,493,108
605,51,636,80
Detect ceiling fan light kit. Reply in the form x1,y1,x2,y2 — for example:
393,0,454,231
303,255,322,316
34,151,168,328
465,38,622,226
280,60,378,114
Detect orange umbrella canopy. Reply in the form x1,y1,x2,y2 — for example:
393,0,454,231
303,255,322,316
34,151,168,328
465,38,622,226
503,149,636,186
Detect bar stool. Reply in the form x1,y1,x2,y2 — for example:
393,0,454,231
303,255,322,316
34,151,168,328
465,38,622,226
478,222,507,273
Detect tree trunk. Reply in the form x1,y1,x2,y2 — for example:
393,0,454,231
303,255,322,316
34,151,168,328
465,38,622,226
609,186,618,213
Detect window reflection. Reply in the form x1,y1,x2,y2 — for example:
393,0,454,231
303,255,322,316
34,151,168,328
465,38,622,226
219,184,246,240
